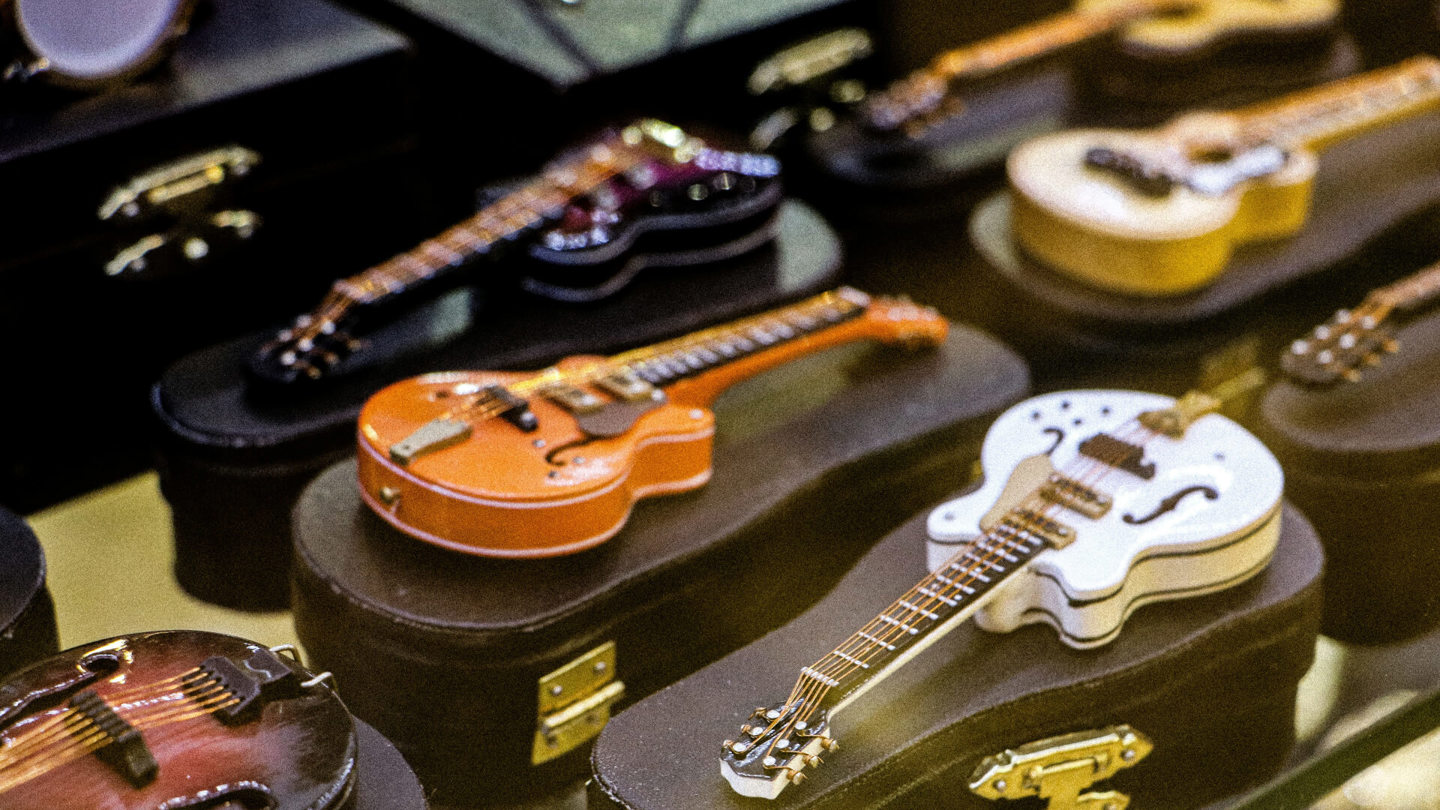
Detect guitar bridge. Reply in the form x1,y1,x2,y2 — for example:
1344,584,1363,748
1039,474,1112,519
70,690,158,788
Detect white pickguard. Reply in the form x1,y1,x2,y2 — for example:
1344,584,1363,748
926,389,1283,650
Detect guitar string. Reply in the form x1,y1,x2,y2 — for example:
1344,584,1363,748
0,670,205,762
428,290,874,427
0,676,224,772
867,0,1187,131
750,417,1161,768
0,671,236,784
0,687,241,791
769,418,1155,762
276,136,639,361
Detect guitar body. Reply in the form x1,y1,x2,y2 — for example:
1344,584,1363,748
1008,122,1316,295
927,390,1284,648
1112,0,1338,57
357,363,716,558
0,631,355,810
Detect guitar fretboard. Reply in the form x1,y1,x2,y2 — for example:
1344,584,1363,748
335,140,639,308
865,0,1180,130
806,514,1050,707
1237,55,1440,151
1376,258,1440,313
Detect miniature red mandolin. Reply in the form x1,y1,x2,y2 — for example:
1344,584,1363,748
0,630,355,809
356,287,949,557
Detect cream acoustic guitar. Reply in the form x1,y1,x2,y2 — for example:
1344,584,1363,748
720,388,1283,799
356,288,947,558
1007,55,1440,296
1282,257,1440,386
861,0,1339,136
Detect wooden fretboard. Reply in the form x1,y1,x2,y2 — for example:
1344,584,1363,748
1235,55,1440,151
1375,258,1440,313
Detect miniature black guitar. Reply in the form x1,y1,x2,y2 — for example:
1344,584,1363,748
249,119,781,386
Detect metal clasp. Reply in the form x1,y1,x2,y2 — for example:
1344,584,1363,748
99,145,261,222
532,641,626,765
969,725,1152,810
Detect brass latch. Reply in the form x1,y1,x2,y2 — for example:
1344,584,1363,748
98,145,261,222
969,725,1153,810
532,641,625,765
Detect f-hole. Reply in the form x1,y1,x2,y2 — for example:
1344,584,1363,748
1122,485,1219,525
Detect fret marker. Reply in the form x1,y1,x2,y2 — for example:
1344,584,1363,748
858,631,896,651
879,616,919,635
899,601,940,620
834,651,869,670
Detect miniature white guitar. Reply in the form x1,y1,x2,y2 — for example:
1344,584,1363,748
719,388,1282,799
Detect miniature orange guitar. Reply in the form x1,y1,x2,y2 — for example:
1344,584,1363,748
356,288,948,557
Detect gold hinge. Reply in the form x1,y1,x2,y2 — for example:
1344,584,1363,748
98,145,261,222
968,725,1153,810
532,641,626,765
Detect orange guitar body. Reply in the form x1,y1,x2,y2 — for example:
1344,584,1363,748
358,359,716,558
356,290,948,557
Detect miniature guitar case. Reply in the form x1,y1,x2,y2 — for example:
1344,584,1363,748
290,322,1030,806
961,108,1440,392
0,506,57,679
588,501,1324,810
1254,306,1440,645
153,201,841,611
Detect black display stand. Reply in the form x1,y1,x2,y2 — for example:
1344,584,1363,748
589,502,1324,810
291,322,1030,806
155,201,845,611
0,0,423,512
1256,306,1440,645
0,507,58,679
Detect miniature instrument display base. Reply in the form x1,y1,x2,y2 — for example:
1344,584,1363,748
291,323,1029,806
589,501,1324,810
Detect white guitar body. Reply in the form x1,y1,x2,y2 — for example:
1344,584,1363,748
927,390,1283,649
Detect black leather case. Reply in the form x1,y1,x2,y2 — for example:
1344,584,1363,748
290,322,1030,806
153,201,843,611
351,719,428,810
955,109,1440,394
0,507,57,679
0,0,422,512
588,502,1324,810
1255,307,1440,645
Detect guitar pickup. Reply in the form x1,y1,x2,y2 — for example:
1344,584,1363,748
1078,433,1155,480
1039,474,1112,519
70,690,158,788
596,371,657,402
484,384,539,432
543,383,604,414
1009,509,1075,550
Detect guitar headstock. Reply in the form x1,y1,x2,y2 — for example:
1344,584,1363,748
1280,304,1399,387
861,294,949,348
249,296,365,386
719,700,835,800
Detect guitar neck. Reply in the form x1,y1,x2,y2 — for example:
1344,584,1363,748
1236,55,1440,152
599,288,879,404
328,140,638,312
816,518,1048,714
1376,258,1440,315
931,0,1176,80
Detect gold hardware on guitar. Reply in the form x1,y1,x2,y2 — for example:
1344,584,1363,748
968,725,1153,810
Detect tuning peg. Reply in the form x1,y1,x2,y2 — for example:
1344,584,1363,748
1312,324,1332,339
1382,337,1400,353
786,770,807,785
1343,369,1363,383
802,754,823,767
1289,339,1309,355
1331,308,1351,323
819,737,839,752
